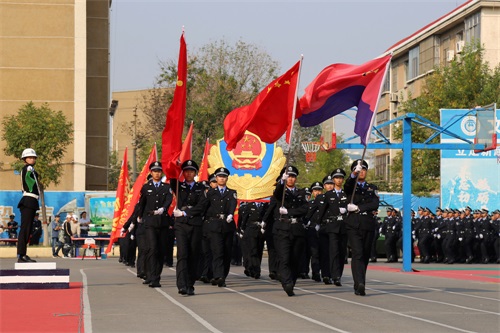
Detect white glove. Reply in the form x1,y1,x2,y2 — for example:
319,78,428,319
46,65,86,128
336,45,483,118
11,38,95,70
279,207,288,215
120,228,126,237
315,224,320,232
306,221,311,227
137,217,142,223
281,172,289,182
458,237,463,241
339,207,347,214
130,235,135,241
128,224,135,232
434,228,438,232
412,235,416,240
260,222,266,228
173,208,184,217
154,207,165,215
479,234,483,239
379,228,382,234
238,232,243,239
392,225,396,230
437,234,441,239
226,214,233,223
27,166,34,172
260,228,265,234
411,230,415,235
353,161,363,174
347,204,359,212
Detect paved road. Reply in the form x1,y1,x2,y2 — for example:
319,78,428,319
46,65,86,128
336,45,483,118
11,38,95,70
4,258,499,333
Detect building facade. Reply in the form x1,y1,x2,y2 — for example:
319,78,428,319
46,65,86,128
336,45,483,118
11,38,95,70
0,0,111,191
373,0,500,183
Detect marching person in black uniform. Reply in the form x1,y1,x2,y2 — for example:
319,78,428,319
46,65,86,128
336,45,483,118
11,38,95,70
261,195,279,280
17,148,41,263
239,201,268,279
491,209,500,264
476,208,493,264
344,159,380,296
185,167,237,288
171,160,205,296
136,161,173,288
303,182,323,282
382,208,400,263
198,173,217,283
462,206,475,264
273,165,309,296
414,207,433,263
316,168,348,287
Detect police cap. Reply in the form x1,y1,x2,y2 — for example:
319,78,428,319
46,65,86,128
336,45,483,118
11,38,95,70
181,160,199,172
209,173,216,183
331,168,346,178
464,206,472,211
149,161,162,171
303,187,311,195
481,208,489,214
214,167,230,177
310,181,323,190
9,214,15,218
284,165,299,177
436,207,442,213
322,175,334,185
350,159,368,172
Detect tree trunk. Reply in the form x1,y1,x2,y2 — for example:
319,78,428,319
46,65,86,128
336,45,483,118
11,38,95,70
39,183,49,246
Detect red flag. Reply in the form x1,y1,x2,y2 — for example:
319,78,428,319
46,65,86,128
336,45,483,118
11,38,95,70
179,121,193,163
223,60,301,150
198,138,211,181
161,33,187,178
106,148,129,253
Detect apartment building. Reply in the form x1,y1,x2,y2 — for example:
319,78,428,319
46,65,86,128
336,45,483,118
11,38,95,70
0,0,111,191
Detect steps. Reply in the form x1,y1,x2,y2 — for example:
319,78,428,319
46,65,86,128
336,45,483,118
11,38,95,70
0,262,69,289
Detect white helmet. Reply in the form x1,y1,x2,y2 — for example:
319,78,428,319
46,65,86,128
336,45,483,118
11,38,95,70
21,148,37,159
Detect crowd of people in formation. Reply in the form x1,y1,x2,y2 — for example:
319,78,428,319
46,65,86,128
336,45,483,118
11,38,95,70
116,158,381,297
115,158,499,297
378,206,500,265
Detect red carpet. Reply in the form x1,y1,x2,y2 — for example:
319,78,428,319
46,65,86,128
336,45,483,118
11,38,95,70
0,282,83,333
368,265,500,283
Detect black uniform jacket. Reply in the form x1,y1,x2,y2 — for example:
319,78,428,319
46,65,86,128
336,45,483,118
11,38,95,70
136,180,173,228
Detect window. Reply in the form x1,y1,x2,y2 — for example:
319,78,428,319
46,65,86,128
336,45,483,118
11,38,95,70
382,71,390,92
375,154,389,179
391,64,398,92
408,46,420,80
465,12,480,43
376,110,390,138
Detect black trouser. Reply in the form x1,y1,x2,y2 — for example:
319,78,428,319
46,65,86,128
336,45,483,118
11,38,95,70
318,228,331,278
265,227,278,276
198,227,213,279
144,225,168,284
274,229,306,286
175,222,202,290
346,227,374,289
119,237,129,262
231,232,242,265
417,234,432,259
328,231,348,280
385,233,398,260
370,229,379,259
164,226,175,266
126,232,137,265
209,230,233,279
243,226,265,276
443,233,456,262
135,224,147,277
304,227,320,276
17,206,36,257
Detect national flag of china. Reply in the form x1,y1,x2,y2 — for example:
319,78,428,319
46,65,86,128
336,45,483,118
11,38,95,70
106,148,129,253
223,61,301,151
161,33,187,178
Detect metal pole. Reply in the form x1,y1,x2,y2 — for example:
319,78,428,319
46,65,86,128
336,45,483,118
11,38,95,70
402,115,413,272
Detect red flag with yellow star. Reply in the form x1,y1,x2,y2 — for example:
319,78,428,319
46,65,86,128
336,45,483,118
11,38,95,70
161,33,187,178
223,60,301,150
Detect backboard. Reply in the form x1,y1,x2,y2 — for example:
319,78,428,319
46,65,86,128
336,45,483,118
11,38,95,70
474,103,497,153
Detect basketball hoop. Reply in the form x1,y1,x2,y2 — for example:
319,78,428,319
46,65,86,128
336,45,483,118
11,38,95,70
302,141,321,162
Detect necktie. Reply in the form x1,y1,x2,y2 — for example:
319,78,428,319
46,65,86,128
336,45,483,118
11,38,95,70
155,183,159,188
220,188,224,195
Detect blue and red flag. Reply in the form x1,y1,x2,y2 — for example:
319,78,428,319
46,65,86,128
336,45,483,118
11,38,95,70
298,54,392,145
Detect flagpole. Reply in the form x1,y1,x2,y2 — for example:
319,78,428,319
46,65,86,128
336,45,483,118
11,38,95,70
281,55,304,208
349,56,391,204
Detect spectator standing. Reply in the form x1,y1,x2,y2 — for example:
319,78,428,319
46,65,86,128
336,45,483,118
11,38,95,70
79,211,91,236
29,212,42,245
51,214,63,257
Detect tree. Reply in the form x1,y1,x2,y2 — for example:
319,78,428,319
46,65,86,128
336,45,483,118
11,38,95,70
392,43,500,195
131,38,280,163
2,101,73,245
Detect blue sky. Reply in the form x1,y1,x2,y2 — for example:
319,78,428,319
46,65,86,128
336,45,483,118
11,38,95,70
110,0,468,138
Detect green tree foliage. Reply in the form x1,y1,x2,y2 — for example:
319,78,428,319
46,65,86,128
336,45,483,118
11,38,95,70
1,102,73,188
392,44,500,195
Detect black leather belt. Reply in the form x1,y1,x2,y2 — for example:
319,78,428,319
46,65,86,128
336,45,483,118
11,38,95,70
211,214,226,219
180,206,193,210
